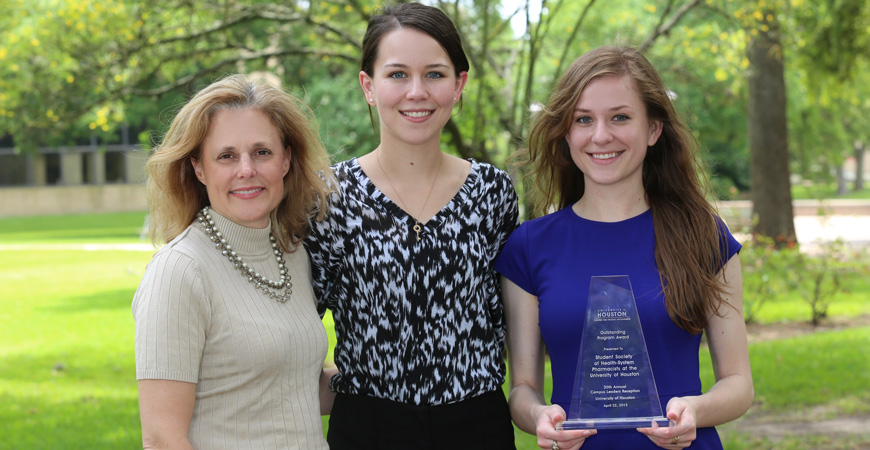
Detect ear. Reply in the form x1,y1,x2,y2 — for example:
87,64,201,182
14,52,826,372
191,156,206,184
454,71,469,103
282,146,291,177
647,120,663,147
359,70,375,105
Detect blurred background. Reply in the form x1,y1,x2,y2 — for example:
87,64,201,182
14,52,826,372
1,1,868,448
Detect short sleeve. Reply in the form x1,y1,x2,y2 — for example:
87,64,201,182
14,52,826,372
132,248,209,383
717,216,742,268
494,222,536,295
304,188,346,317
492,170,520,255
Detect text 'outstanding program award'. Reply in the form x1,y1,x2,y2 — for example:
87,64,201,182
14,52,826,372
557,275,672,430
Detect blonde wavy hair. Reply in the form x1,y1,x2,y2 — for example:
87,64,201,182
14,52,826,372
145,74,333,251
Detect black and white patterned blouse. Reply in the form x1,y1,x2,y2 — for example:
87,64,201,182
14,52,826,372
304,158,519,406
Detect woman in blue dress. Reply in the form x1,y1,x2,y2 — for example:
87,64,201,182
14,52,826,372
495,46,753,450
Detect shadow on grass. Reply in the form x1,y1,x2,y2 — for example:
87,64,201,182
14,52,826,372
42,288,138,313
0,392,141,449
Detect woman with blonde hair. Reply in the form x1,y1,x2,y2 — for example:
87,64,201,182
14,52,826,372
133,74,334,449
497,46,753,449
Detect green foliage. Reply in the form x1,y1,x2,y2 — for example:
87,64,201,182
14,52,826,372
741,231,870,325
739,234,793,324
784,240,870,326
1,0,869,208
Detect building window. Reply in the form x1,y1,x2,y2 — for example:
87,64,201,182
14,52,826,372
106,151,127,183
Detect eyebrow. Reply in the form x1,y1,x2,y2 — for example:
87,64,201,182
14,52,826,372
574,105,634,113
216,142,277,152
382,63,451,70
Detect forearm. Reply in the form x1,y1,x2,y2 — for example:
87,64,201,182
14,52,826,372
142,436,195,450
683,373,754,428
319,367,338,415
509,384,549,435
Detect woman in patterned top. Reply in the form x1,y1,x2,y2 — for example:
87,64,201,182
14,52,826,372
304,2,519,449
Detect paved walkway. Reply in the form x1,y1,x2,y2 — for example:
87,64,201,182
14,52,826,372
794,215,870,247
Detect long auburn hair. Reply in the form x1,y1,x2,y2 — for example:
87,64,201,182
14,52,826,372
520,46,729,333
145,74,333,251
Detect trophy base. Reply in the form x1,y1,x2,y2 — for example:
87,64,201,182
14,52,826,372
557,416,673,430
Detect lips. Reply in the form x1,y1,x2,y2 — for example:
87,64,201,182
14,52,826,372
589,151,623,160
230,187,264,195
401,110,434,118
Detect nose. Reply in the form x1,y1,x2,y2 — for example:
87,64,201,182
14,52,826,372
591,121,613,145
237,154,257,178
406,76,429,100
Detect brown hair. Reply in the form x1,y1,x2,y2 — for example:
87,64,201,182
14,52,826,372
145,74,333,251
520,46,728,333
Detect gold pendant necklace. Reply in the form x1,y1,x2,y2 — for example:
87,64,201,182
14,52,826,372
376,150,443,242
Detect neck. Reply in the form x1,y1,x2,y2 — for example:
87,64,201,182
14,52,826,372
377,130,443,162
373,143,444,176
573,183,648,222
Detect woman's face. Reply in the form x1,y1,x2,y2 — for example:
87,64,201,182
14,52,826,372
359,28,467,148
565,74,662,192
191,108,290,228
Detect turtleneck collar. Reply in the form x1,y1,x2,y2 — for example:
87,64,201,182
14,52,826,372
205,207,273,257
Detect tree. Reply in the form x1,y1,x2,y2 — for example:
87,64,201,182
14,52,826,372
745,6,795,243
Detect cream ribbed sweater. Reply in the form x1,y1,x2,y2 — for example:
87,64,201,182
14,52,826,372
133,209,328,450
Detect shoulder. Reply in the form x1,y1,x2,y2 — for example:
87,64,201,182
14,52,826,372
523,207,573,231
712,213,742,258
144,225,214,277
134,226,211,313
330,159,359,183
468,160,517,202
471,160,513,185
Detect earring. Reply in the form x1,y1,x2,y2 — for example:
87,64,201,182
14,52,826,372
453,97,457,102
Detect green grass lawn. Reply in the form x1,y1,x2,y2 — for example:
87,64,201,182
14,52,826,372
791,183,870,200
1,211,868,449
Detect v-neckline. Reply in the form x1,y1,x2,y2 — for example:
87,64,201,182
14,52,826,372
350,157,478,228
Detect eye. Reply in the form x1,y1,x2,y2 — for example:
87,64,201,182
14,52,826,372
217,153,235,160
426,71,445,79
388,72,406,79
255,148,272,157
613,114,630,122
575,116,593,124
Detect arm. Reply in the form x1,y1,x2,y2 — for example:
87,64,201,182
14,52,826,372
688,254,754,426
138,379,196,450
639,254,754,446
503,276,595,449
319,366,338,415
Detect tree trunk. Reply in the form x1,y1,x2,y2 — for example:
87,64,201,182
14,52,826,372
836,164,848,195
747,27,796,244
855,140,865,191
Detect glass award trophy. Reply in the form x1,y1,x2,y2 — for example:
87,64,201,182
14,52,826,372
557,275,672,430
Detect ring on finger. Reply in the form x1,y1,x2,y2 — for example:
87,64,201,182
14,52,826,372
552,440,560,450
672,435,680,445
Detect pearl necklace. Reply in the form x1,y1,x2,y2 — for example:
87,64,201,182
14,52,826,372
197,207,293,303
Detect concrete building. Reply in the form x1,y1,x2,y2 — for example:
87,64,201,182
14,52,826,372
0,143,148,217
